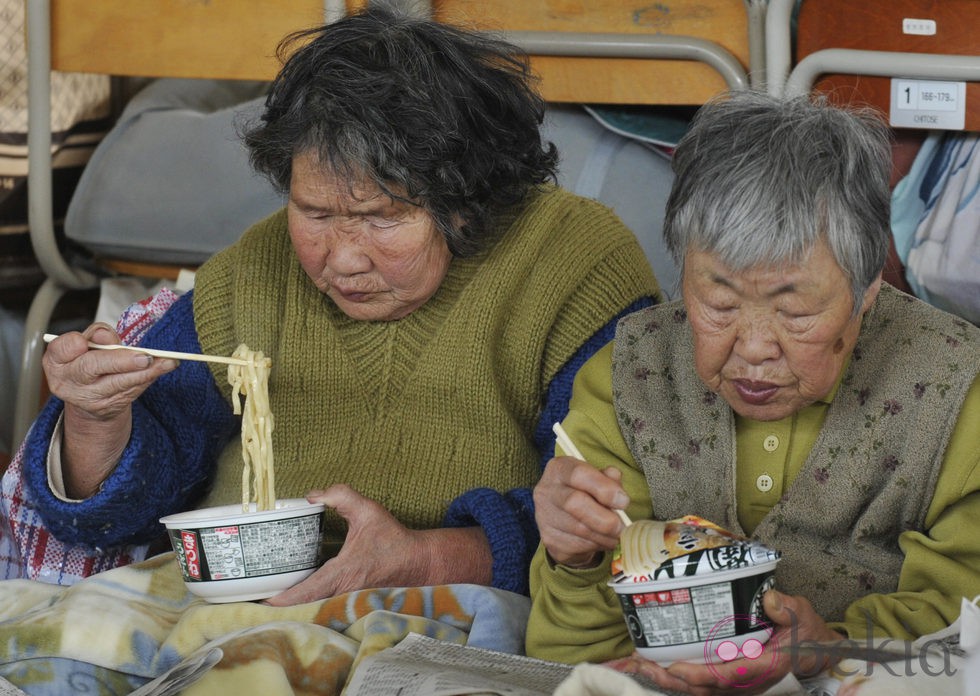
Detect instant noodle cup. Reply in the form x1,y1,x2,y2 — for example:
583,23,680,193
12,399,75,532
608,516,780,665
161,499,339,603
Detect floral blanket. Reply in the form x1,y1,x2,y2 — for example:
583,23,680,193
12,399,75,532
0,553,531,695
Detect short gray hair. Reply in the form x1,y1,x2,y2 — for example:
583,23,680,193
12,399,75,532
663,90,892,312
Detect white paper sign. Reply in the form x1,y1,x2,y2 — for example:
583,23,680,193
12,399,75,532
890,79,967,130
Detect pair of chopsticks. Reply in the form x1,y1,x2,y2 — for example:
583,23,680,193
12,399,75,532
43,333,253,367
552,422,633,527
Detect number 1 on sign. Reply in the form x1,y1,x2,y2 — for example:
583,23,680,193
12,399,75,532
897,80,960,111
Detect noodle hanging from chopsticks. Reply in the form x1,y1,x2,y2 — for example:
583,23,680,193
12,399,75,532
228,345,275,512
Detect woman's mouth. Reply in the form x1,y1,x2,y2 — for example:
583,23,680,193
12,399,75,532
732,379,780,405
332,285,372,302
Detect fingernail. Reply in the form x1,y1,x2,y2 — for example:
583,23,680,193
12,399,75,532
613,491,629,509
768,589,783,611
137,355,153,368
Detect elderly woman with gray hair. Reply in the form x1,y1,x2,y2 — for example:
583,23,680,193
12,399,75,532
526,90,980,692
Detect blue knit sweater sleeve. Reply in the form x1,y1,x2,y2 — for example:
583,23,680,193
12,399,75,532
444,297,653,595
21,291,238,547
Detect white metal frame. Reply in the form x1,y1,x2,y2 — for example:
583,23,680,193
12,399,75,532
766,0,980,98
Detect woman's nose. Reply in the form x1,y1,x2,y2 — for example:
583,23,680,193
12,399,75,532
734,316,781,364
325,227,371,275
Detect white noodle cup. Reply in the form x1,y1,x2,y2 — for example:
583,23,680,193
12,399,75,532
160,498,331,603
609,552,779,665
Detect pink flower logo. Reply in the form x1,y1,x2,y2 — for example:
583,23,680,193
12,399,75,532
703,614,779,688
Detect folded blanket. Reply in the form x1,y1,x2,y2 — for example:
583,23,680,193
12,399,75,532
0,553,530,695
891,131,980,325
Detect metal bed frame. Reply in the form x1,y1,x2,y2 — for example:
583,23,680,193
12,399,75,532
766,0,980,98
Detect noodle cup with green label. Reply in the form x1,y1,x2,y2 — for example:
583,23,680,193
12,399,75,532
161,498,337,603
608,517,780,665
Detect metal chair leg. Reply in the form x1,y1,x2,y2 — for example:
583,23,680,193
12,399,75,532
12,277,70,449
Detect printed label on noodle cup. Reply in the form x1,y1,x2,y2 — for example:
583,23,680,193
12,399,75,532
168,515,322,582
616,570,777,649
625,543,781,583
179,530,202,580
609,515,781,665
612,515,779,580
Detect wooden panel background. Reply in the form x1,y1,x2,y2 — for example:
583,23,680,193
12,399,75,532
49,0,750,105
796,0,980,130
49,1,365,80
433,0,750,104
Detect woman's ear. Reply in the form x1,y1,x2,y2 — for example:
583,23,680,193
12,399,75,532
860,273,883,315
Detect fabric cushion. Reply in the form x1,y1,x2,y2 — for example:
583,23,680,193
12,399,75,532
65,78,283,265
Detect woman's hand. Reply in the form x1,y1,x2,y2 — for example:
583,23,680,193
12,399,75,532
44,323,177,498
264,484,493,606
606,590,844,695
44,324,176,419
532,456,630,568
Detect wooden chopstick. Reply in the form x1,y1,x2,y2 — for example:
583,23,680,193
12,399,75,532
42,333,255,367
552,422,633,527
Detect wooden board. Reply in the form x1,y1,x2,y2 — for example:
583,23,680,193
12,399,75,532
435,0,750,104
49,1,364,80
49,0,749,105
796,0,980,130
97,258,189,281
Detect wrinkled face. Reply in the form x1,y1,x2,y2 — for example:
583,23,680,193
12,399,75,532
682,240,881,421
287,151,453,322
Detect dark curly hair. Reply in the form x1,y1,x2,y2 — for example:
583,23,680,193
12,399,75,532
242,5,559,257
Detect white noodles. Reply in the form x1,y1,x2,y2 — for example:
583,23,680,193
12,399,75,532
228,345,275,512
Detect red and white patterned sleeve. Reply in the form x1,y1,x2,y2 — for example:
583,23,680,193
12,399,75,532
0,287,181,584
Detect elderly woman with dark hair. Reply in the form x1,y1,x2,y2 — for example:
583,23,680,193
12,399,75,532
5,6,658,603
526,91,979,692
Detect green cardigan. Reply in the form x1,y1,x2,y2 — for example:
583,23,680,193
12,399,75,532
527,287,980,663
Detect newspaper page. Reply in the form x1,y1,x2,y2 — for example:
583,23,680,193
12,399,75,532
0,676,27,696
344,633,574,696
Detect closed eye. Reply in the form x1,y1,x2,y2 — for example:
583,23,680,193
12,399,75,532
702,304,737,326
707,305,736,314
779,310,814,330
365,215,399,229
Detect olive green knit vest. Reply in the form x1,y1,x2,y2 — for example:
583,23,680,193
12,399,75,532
612,284,980,621
192,186,657,539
